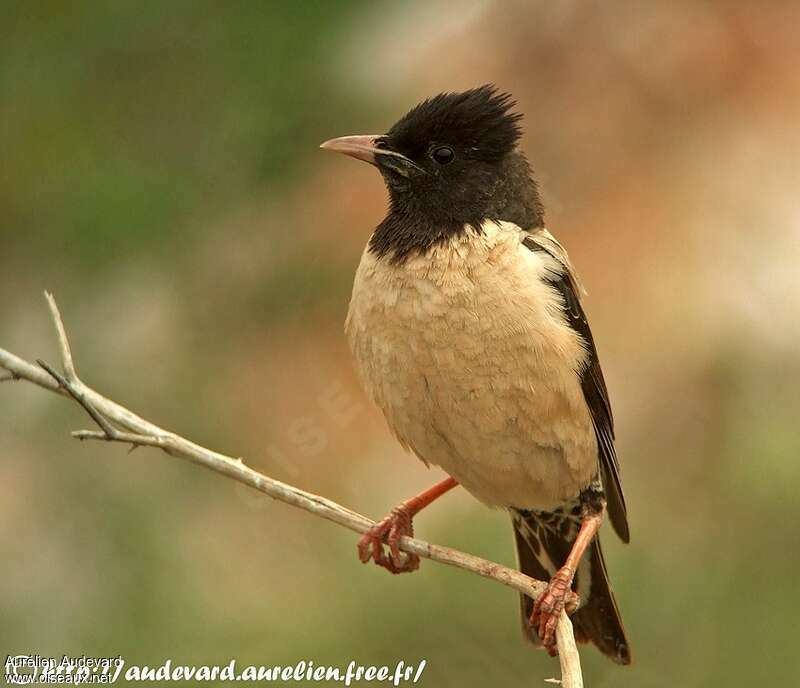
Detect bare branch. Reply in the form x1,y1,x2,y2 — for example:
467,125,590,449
554,615,583,688
37,359,121,440
1,293,583,685
73,429,152,444
0,346,66,394
44,290,77,380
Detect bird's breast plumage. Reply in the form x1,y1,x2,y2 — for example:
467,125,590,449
345,221,598,511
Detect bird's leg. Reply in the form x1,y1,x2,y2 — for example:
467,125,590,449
531,500,606,656
358,476,459,574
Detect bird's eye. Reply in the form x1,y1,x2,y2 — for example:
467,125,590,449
431,146,455,165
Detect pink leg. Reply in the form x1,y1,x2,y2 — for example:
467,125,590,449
358,477,459,574
531,506,604,655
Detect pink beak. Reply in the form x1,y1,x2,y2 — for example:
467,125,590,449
319,134,384,165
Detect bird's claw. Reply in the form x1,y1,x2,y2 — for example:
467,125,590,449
357,506,420,574
530,566,578,656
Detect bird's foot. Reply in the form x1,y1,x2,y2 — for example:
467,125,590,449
530,566,579,656
357,505,420,574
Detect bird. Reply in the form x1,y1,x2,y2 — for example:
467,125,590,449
320,85,631,664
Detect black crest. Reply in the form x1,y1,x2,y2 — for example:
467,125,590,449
386,85,523,163
370,85,544,262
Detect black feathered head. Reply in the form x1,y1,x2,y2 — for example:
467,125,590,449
321,85,543,260
385,85,523,166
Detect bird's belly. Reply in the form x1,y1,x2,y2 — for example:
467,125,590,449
346,224,598,510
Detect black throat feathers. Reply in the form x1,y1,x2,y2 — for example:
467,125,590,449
369,151,544,263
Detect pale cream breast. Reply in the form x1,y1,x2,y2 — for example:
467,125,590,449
345,221,598,511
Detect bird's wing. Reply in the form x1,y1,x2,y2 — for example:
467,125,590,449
522,229,629,542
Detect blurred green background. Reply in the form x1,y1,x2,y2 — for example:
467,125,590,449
3,1,800,686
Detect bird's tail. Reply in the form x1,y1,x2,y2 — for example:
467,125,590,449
511,509,631,665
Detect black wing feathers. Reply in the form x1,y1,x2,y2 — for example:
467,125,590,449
522,236,630,542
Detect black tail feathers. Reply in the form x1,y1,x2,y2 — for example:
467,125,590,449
512,510,631,665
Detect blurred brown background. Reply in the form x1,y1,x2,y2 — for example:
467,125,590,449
2,1,799,686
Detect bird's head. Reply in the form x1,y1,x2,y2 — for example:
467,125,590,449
321,85,543,260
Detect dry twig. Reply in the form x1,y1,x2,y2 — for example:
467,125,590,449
0,292,583,687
